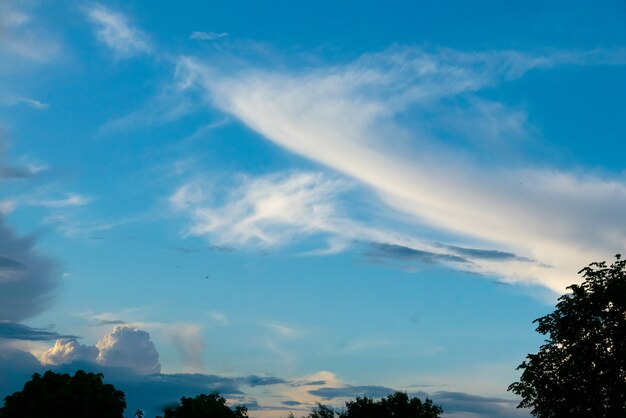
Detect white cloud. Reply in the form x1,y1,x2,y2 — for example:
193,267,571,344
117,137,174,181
40,339,98,365
17,97,48,110
96,326,161,374
190,31,228,41
39,326,161,375
171,171,350,247
85,315,207,374
173,47,626,293
85,4,151,58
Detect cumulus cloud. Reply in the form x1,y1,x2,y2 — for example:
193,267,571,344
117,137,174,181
173,47,626,293
39,326,161,376
85,4,151,58
41,339,98,365
96,326,161,374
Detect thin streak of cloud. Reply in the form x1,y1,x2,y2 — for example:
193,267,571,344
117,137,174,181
39,193,91,208
17,97,48,110
0,321,78,341
264,321,301,339
190,31,229,41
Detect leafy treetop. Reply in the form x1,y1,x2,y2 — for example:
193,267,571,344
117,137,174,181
292,391,442,418
159,393,248,418
508,255,626,418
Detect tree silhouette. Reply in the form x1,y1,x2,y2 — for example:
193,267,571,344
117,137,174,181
160,393,247,418
508,255,626,418
289,392,442,418
342,392,442,418
0,370,126,418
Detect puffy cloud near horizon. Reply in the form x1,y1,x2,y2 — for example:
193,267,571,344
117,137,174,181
171,46,626,293
41,326,161,375
41,339,98,365
96,326,162,374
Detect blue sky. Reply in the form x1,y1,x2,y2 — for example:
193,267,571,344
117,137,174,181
1,1,625,417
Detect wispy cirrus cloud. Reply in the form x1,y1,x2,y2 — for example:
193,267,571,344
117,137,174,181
170,46,626,293
169,170,544,283
170,171,349,247
85,3,151,59
0,3,61,67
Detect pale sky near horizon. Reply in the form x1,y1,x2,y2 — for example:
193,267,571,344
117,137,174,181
1,1,626,417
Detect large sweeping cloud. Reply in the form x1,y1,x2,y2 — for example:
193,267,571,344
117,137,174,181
171,47,626,293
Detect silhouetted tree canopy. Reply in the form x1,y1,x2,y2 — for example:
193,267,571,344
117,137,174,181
0,370,126,418
508,255,626,418
292,392,442,418
342,392,442,418
160,393,248,418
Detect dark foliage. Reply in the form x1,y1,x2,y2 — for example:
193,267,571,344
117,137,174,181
294,391,442,418
508,255,626,418
342,392,442,418
307,403,336,418
160,393,248,418
0,370,126,418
